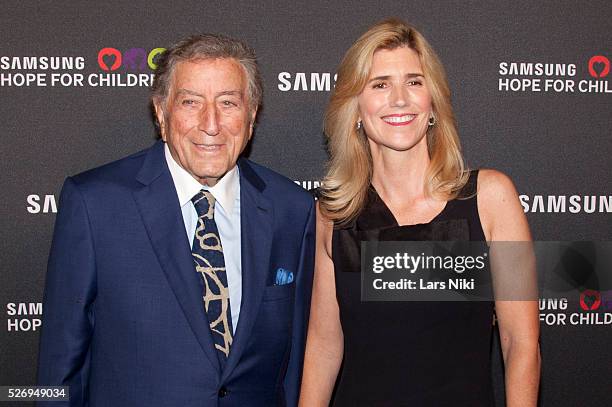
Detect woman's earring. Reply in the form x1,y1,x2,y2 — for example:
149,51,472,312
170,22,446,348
428,114,436,126
356,120,362,130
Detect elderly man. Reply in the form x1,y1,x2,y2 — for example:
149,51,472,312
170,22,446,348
37,34,315,407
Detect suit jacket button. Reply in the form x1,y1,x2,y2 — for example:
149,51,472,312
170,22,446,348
218,387,228,397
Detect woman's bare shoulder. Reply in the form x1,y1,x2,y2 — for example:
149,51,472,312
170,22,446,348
476,169,530,241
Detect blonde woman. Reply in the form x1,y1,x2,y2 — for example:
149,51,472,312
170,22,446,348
299,19,540,406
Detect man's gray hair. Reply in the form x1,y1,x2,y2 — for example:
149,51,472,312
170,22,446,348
151,33,263,112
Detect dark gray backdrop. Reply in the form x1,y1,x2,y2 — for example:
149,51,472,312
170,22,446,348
1,1,610,406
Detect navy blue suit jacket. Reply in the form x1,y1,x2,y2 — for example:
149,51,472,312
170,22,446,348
37,140,315,406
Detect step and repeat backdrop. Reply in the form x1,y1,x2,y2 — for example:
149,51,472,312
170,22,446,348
1,1,610,406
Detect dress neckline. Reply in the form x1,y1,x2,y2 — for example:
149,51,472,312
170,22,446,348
355,186,451,231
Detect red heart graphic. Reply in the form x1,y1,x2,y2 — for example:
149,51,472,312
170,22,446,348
580,289,601,310
588,55,610,78
97,48,122,71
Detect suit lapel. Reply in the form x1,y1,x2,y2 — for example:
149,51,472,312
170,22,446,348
132,141,221,374
221,158,273,382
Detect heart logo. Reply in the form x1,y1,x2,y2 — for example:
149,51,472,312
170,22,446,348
588,55,610,78
584,295,596,308
97,47,122,71
580,289,601,311
592,62,605,76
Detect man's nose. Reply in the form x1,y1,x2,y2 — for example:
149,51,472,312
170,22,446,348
199,104,220,136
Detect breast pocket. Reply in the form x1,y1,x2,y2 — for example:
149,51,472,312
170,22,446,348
262,282,295,302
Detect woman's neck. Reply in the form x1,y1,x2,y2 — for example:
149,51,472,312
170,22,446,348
370,142,430,202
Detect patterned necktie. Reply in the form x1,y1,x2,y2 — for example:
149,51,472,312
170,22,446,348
191,190,233,364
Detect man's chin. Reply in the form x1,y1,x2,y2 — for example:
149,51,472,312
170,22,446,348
193,169,230,186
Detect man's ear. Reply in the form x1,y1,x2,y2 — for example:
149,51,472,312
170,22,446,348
248,108,258,139
153,100,167,141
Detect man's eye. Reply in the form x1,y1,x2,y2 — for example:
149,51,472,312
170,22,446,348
222,100,238,107
181,99,197,106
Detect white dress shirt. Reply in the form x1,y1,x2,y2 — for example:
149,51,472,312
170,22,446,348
164,144,242,334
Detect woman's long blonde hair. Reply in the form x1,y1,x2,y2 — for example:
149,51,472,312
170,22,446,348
319,18,468,226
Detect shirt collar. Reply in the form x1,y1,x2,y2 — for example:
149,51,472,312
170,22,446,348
164,143,239,214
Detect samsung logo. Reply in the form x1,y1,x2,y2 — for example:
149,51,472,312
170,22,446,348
277,72,337,91
27,194,57,213
498,62,577,77
294,180,322,191
520,195,611,213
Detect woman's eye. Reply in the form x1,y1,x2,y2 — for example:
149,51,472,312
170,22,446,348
407,80,422,86
372,82,387,89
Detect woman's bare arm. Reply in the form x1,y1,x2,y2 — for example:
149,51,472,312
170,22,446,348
479,169,541,407
299,203,344,407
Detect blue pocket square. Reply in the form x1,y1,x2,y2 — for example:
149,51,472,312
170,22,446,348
274,268,294,285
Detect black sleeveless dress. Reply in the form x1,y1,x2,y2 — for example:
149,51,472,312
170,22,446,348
331,171,495,406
